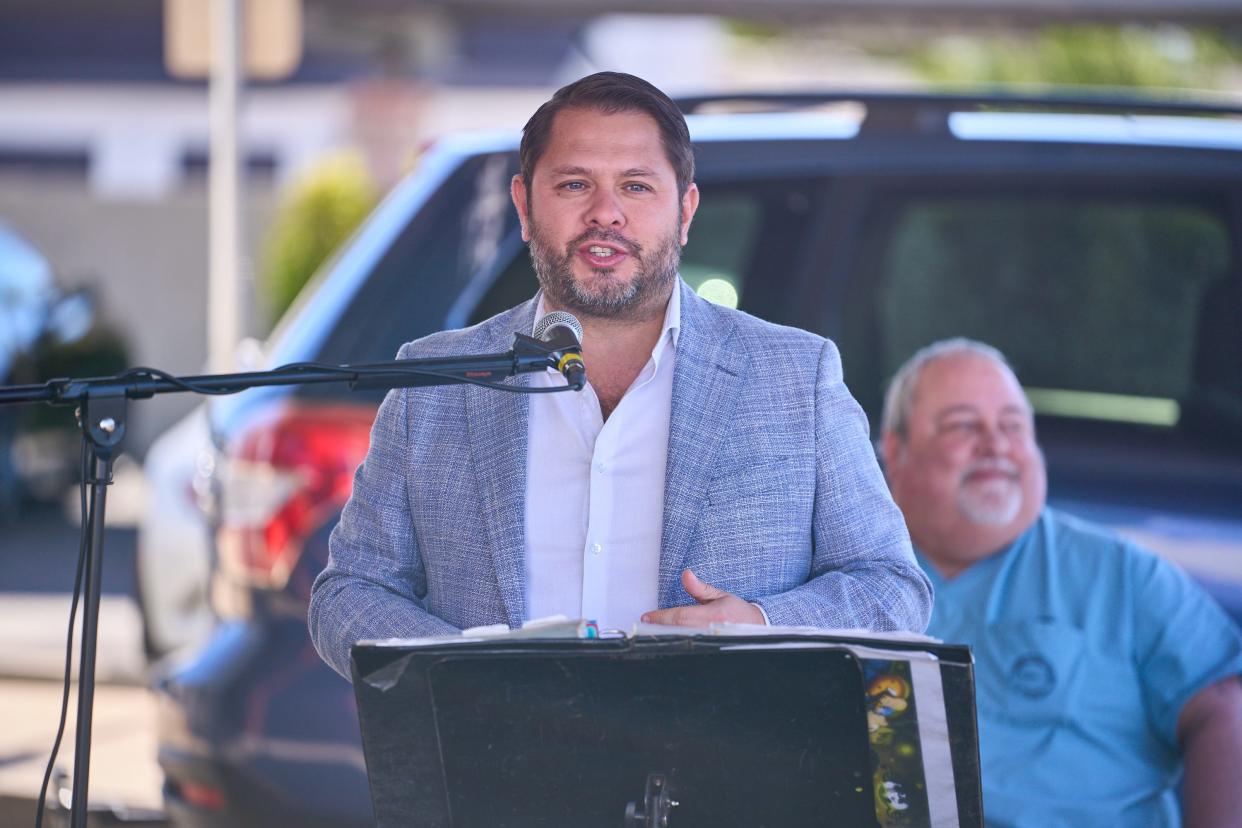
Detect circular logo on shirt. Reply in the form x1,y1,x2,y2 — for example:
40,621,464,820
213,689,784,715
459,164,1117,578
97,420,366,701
1010,653,1056,698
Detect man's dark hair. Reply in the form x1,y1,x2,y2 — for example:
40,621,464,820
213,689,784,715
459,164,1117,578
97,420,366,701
519,71,695,200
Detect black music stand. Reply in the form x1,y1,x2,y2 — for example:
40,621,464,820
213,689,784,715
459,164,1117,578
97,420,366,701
352,633,981,828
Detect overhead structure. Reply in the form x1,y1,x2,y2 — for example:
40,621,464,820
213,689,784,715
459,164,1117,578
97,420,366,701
399,0,1242,23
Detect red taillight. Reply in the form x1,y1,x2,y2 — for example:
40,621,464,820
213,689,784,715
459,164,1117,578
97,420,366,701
175,779,227,811
217,403,376,589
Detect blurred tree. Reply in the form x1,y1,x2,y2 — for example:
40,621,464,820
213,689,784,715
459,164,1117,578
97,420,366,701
260,151,379,327
912,25,1240,89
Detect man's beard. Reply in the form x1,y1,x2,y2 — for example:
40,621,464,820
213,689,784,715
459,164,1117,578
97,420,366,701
956,458,1023,526
527,221,682,322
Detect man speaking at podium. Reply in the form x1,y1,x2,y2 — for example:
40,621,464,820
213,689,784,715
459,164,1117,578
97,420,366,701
310,72,931,680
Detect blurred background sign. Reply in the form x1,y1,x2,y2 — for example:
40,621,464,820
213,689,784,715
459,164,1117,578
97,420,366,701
164,0,303,80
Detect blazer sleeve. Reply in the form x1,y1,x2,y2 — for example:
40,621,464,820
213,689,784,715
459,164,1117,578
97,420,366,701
308,357,460,681
753,338,933,632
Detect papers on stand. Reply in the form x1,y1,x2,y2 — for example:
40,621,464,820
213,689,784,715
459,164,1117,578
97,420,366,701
462,615,602,638
632,620,940,643
365,615,597,649
365,616,943,647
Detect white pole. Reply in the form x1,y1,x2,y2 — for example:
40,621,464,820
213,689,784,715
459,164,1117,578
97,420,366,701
208,0,243,373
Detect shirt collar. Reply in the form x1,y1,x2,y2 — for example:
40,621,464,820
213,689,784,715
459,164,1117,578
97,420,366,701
663,279,682,348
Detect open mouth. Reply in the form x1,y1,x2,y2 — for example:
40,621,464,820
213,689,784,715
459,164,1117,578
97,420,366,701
578,241,631,268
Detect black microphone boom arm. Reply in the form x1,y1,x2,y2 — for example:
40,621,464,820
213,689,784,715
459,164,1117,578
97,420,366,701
0,330,585,407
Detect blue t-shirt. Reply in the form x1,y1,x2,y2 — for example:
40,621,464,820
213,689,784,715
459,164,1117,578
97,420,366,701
917,508,1242,828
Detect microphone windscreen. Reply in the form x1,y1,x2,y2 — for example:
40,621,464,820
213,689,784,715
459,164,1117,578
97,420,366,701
533,311,583,345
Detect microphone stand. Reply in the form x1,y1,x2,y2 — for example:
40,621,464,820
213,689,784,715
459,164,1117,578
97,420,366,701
0,330,583,828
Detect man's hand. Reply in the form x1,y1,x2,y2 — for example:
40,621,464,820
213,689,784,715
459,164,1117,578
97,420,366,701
640,569,765,627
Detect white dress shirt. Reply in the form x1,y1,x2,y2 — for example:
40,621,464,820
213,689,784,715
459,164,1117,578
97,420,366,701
524,287,680,631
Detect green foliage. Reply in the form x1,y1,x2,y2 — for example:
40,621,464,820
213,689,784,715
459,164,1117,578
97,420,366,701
260,151,378,326
725,18,787,41
912,25,1240,89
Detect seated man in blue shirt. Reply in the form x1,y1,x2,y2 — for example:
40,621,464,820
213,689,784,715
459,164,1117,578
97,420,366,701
879,338,1242,828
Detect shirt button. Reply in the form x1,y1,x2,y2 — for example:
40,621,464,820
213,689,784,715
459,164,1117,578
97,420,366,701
590,543,602,556
595,461,606,474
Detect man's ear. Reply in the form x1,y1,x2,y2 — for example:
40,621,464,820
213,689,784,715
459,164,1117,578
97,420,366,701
511,174,531,242
679,183,700,246
880,430,903,478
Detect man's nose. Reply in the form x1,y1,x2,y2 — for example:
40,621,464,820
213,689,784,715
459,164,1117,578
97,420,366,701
976,423,1012,455
585,188,625,228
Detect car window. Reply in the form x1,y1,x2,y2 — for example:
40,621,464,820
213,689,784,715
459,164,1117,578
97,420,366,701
841,195,1238,445
680,194,762,309
312,152,517,370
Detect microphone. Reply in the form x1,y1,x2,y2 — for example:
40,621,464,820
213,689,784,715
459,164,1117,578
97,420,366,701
533,311,586,390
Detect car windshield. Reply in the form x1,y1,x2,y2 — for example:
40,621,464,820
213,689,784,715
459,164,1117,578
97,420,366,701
840,193,1240,448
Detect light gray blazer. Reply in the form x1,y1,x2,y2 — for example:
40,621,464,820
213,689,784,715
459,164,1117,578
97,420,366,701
310,280,932,679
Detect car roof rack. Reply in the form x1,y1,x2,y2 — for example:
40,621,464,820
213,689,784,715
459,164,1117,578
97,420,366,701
675,90,1242,136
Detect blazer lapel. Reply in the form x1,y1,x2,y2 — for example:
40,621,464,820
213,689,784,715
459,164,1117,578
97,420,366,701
659,281,748,602
465,297,540,627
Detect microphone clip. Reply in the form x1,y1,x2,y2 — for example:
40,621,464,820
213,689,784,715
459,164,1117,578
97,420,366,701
511,331,586,391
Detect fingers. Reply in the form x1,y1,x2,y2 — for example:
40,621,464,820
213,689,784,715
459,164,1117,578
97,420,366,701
640,607,693,626
640,595,765,627
641,605,713,627
639,571,764,626
681,568,728,604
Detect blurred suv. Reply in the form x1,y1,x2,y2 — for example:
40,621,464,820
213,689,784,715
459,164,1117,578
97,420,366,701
154,92,1242,827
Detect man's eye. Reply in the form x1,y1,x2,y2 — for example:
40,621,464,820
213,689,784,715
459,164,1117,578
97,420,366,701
624,182,651,193
943,421,981,435
559,181,586,191
999,420,1027,436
